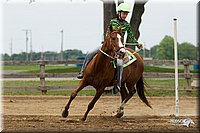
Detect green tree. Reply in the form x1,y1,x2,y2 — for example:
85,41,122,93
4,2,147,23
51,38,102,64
1,53,11,61
157,35,174,60
178,42,197,60
31,52,42,60
12,52,27,61
138,48,150,58
44,51,59,61
64,49,85,60
150,45,159,59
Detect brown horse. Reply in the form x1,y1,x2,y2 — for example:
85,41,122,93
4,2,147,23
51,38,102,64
62,26,152,121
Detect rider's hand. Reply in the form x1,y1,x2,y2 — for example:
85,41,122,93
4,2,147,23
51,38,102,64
119,47,126,53
137,44,144,49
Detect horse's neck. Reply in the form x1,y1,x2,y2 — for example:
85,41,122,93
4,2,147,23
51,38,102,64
94,48,112,72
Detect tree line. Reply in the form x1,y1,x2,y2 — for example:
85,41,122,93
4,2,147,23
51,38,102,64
1,49,86,61
138,35,198,60
1,35,198,61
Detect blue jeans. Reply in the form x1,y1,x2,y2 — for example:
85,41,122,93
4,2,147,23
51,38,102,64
80,46,123,88
80,46,101,72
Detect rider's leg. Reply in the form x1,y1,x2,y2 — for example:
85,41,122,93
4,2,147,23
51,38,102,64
113,59,123,94
77,46,100,79
117,59,123,88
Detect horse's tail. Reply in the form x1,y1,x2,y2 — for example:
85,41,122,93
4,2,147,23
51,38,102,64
136,76,152,109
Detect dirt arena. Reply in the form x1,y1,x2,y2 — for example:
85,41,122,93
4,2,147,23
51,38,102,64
2,95,199,132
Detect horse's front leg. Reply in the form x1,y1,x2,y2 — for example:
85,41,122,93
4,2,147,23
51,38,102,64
62,80,87,118
81,87,105,121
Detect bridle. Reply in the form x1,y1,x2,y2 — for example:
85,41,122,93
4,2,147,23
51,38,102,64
99,31,124,60
99,48,115,60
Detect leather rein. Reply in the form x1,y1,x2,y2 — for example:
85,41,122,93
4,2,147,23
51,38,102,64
98,31,123,60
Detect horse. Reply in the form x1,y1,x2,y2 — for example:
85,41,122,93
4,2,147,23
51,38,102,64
62,26,152,121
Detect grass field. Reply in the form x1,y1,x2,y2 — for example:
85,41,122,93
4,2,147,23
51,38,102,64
3,89,198,97
2,78,198,97
2,65,81,73
2,78,191,87
2,64,199,96
2,64,198,73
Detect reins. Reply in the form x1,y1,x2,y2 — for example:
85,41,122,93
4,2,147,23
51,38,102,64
99,46,142,60
99,48,114,60
98,31,142,60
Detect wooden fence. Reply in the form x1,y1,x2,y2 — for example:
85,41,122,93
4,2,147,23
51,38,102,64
2,59,199,94
1,59,198,65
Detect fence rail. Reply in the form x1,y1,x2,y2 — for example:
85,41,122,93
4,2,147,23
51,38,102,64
2,72,199,79
2,85,194,91
1,59,199,94
1,59,198,65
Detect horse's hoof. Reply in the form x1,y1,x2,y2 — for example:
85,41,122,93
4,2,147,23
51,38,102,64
81,117,86,121
114,112,124,118
62,110,69,118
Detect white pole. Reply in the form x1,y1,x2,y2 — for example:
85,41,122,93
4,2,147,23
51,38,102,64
173,18,179,117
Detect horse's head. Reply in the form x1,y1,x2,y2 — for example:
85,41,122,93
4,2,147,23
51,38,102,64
102,26,125,58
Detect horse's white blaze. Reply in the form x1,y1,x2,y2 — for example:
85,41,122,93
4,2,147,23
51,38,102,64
117,33,124,48
117,33,126,53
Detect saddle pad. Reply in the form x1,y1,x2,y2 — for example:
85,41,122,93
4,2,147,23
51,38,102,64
123,50,137,68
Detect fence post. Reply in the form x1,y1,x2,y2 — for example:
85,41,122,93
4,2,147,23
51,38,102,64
182,59,192,90
40,62,47,94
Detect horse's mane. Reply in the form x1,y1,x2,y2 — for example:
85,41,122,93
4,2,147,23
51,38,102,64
101,34,111,52
101,30,116,53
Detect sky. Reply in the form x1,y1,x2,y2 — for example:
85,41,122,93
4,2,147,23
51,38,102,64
0,0,199,55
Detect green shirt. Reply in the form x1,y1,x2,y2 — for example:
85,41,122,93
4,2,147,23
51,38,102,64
107,17,138,44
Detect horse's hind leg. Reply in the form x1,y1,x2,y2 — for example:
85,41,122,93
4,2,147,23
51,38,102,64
115,83,136,118
62,80,87,118
81,88,105,121
114,83,128,118
120,83,128,102
122,83,136,103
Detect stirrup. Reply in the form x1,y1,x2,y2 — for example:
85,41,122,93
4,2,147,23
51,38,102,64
112,85,120,94
77,72,84,79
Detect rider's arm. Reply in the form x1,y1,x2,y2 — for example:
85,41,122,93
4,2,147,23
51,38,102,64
106,19,120,36
126,23,143,49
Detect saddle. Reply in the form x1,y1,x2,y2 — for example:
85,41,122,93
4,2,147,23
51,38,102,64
122,50,137,68
113,49,137,69
112,50,137,85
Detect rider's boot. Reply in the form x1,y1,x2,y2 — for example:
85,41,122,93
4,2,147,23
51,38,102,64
77,71,84,79
76,47,100,79
112,83,120,94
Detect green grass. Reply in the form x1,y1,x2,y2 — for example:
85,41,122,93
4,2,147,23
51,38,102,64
2,78,192,87
3,80,80,87
2,65,81,73
2,89,198,97
2,61,199,74
144,66,180,73
2,64,198,73
2,78,198,97
2,65,39,71
145,90,198,97
144,78,188,87
145,65,198,73
2,64,198,96
3,89,96,96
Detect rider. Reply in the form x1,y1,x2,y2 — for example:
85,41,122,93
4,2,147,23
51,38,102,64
77,3,143,94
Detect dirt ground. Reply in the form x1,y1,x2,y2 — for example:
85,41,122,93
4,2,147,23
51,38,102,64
2,95,199,132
